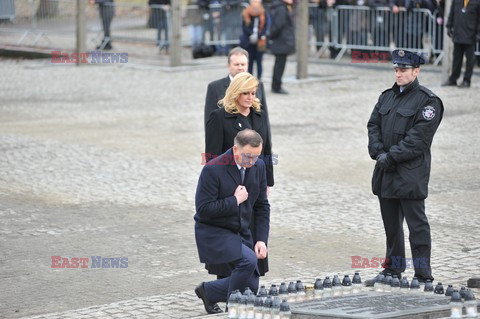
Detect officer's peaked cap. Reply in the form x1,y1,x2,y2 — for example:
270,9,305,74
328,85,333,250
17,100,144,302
392,49,425,68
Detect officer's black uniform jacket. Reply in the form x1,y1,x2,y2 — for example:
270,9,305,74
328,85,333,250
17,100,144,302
367,78,444,199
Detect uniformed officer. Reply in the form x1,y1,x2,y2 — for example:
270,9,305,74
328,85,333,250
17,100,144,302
366,49,444,285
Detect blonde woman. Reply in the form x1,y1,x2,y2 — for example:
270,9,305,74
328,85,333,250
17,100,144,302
205,71,274,188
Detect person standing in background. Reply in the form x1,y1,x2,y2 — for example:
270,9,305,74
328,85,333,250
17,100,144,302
269,0,295,94
442,0,480,88
240,0,270,80
186,0,204,48
219,0,244,55
148,0,171,53
197,0,215,44
391,0,436,50
89,0,115,50
432,0,445,59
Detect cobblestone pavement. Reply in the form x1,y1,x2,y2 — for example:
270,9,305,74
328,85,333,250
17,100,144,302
0,53,479,318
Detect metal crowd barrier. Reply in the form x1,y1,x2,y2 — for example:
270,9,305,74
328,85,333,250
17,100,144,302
0,0,245,53
0,0,15,21
309,4,435,61
0,0,77,48
308,4,480,63
1,1,478,62
184,1,244,54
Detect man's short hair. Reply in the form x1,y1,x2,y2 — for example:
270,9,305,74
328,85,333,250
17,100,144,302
228,47,249,64
234,129,263,148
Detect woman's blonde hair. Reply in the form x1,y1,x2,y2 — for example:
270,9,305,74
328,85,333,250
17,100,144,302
219,72,261,114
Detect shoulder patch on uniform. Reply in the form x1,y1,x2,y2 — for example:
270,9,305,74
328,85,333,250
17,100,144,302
422,105,436,120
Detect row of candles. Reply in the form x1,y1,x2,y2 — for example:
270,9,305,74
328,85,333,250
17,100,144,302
226,272,478,319
227,287,291,319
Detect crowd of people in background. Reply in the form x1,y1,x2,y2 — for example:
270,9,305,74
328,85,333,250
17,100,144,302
181,0,478,67
91,0,479,62
90,0,479,88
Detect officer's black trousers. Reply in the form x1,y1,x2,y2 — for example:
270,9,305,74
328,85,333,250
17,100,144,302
450,43,476,84
379,197,433,281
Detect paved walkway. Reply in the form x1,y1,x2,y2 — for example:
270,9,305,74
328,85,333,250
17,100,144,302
0,53,479,318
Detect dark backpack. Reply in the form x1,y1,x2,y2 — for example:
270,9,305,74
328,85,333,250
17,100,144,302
192,43,216,59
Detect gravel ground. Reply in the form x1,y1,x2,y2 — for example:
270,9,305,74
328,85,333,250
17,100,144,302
0,53,479,318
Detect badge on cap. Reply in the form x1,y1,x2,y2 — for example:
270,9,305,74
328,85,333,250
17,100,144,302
422,105,435,120
398,50,405,57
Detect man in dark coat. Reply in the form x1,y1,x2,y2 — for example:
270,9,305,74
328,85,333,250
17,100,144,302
194,129,270,314
443,0,480,88
204,47,269,130
269,0,295,94
366,50,443,286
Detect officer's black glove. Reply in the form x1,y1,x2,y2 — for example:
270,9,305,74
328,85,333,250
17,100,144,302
447,28,453,38
376,153,396,172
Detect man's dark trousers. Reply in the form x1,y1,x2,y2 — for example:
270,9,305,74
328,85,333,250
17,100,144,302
99,4,114,39
450,43,476,84
379,197,433,281
204,244,259,303
272,54,287,91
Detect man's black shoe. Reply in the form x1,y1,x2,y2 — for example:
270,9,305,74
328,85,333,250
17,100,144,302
458,81,470,88
103,42,113,50
194,283,223,314
441,80,457,87
415,276,434,284
272,88,289,94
